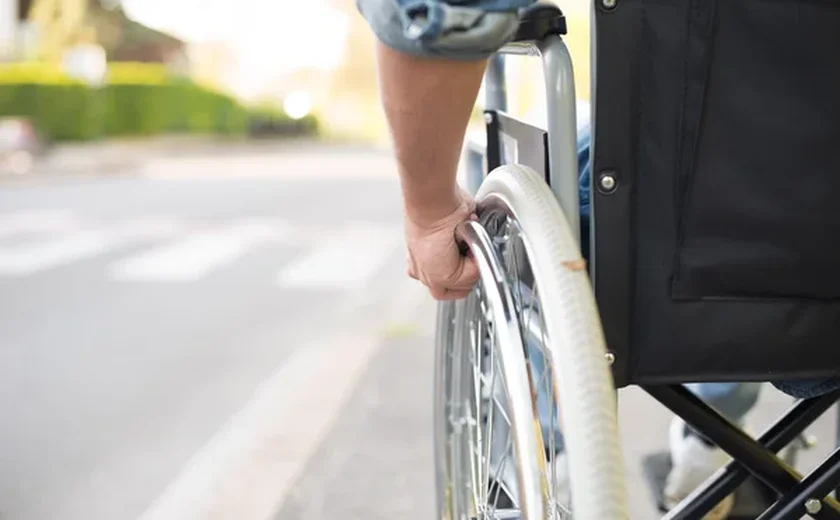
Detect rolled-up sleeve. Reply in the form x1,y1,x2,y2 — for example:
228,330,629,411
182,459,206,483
357,0,536,61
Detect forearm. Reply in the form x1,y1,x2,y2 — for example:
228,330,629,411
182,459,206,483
376,42,487,221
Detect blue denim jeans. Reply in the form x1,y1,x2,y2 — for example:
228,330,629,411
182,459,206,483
357,0,535,60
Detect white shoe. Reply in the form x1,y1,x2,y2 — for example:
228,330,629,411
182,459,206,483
663,418,735,520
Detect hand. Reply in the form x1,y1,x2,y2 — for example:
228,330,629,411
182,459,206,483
404,188,481,300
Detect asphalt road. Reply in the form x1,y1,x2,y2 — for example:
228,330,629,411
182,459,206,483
0,146,422,520
0,144,837,520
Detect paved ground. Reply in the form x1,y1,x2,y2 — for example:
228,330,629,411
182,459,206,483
0,143,836,520
0,146,414,520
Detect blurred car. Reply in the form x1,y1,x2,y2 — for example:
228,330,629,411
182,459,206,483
0,118,42,175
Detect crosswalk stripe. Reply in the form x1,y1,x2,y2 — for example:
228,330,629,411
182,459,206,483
0,231,112,275
277,223,403,290
0,218,184,276
0,209,79,239
109,223,287,282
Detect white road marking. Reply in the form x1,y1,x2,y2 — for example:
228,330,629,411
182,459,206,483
0,209,79,238
109,222,287,282
0,217,183,276
137,278,428,520
0,231,111,275
277,223,403,290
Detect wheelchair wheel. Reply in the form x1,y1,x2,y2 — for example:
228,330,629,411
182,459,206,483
434,164,629,519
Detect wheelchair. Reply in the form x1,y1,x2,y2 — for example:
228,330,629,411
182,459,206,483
432,2,840,519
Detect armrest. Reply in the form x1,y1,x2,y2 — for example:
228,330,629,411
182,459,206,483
511,3,566,43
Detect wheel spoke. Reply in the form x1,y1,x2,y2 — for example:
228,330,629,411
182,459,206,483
468,320,484,509
481,328,498,508
491,432,516,511
465,397,482,514
436,165,628,520
448,207,569,519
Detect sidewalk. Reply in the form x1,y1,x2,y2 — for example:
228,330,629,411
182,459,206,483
27,135,394,179
274,294,840,519
34,136,288,176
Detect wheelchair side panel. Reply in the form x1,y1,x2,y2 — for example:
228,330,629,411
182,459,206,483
592,0,840,385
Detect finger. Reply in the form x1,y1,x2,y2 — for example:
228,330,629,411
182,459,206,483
448,279,479,294
449,255,481,290
447,271,479,294
428,286,446,301
429,286,470,301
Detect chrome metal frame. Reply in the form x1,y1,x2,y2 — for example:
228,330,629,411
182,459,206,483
455,220,547,520
495,36,580,246
433,217,549,520
439,24,581,520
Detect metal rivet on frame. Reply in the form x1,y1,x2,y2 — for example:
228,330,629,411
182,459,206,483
805,499,822,515
598,172,618,194
601,0,617,10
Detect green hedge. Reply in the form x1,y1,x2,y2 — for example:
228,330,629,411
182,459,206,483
102,82,246,137
0,62,249,141
0,82,102,140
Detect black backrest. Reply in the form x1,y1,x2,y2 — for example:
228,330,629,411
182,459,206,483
591,0,840,387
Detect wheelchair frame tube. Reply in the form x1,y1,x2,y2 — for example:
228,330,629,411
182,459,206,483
496,36,581,245
485,54,508,112
647,385,840,518
464,56,508,195
662,390,840,520
756,448,840,520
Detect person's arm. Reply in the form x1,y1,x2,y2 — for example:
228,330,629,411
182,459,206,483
358,0,529,299
376,42,484,299
377,42,486,224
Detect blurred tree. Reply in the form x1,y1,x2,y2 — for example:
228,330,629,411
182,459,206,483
28,0,89,60
17,0,34,20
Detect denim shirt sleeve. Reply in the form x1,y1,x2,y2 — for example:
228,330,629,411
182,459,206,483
357,0,536,61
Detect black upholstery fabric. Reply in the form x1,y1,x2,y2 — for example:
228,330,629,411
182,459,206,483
591,0,840,386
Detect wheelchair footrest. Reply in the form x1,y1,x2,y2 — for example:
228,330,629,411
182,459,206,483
642,452,776,519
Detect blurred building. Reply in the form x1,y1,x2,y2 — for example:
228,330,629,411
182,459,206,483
0,0,17,60
90,4,187,70
15,0,187,72
0,0,36,60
